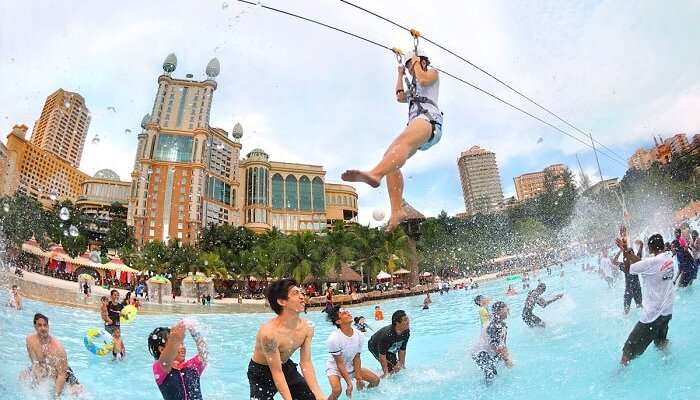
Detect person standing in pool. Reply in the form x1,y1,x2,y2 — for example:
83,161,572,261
474,295,491,326
471,301,513,384
672,228,696,287
522,283,563,328
615,234,674,366
341,49,443,232
423,292,432,310
149,320,208,400
248,279,326,400
325,306,380,399
22,313,83,397
615,239,643,314
8,284,22,309
101,289,124,335
368,310,410,377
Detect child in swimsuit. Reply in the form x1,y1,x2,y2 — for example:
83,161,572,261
149,320,208,400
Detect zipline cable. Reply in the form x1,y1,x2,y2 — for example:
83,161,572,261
338,0,628,165
236,0,626,166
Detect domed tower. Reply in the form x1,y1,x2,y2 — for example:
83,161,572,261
243,148,271,232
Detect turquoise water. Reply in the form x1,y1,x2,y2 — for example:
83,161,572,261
1,257,699,400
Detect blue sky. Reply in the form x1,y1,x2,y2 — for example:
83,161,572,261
1,0,699,225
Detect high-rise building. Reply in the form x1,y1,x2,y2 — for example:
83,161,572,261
128,55,358,245
457,146,504,215
513,163,567,201
30,89,91,168
628,148,656,170
1,124,90,205
691,134,700,154
663,133,690,155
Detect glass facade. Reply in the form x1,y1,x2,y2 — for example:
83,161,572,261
299,176,311,211
312,177,324,211
207,176,231,205
246,167,268,206
271,174,284,209
285,175,298,210
154,134,193,162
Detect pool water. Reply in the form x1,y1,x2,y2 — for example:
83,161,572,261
1,257,699,400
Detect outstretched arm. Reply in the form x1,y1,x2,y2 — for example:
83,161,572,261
158,322,186,375
299,325,325,400
188,324,208,368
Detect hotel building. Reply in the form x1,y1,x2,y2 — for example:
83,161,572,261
457,146,504,215
513,163,567,201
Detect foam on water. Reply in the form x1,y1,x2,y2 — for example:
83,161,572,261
0,257,699,399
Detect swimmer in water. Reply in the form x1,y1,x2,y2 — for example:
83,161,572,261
423,292,432,310
8,284,22,309
505,285,517,296
248,279,326,400
474,295,491,326
325,306,380,400
471,301,513,384
112,328,125,360
522,283,563,328
22,313,83,397
368,310,411,377
353,316,372,333
374,305,384,321
149,319,208,400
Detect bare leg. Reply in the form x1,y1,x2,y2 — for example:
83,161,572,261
342,119,432,188
327,375,342,400
385,170,408,232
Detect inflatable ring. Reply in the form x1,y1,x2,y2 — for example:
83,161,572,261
120,305,138,324
84,328,113,356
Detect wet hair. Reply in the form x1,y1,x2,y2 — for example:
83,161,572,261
391,310,407,327
354,316,360,324
648,234,665,253
692,230,699,239
266,278,298,315
492,301,507,314
100,296,108,302
537,283,547,292
675,228,682,237
110,289,119,296
474,295,483,306
33,313,48,325
11,285,17,289
327,305,342,328
375,305,380,309
148,327,170,359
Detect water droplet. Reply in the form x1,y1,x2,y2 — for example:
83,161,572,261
125,129,132,134
221,2,229,9
107,106,116,112
63,230,69,237
372,209,385,221
69,225,79,237
2,204,9,212
558,191,563,197
256,1,262,6
59,207,70,221
48,190,58,201
537,137,544,144
91,135,100,144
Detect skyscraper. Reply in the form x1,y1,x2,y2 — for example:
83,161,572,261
457,146,504,215
30,89,91,168
127,55,359,246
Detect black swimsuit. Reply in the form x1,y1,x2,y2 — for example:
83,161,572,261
247,359,315,400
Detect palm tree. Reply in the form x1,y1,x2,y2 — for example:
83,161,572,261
273,232,326,284
321,221,359,276
350,225,410,287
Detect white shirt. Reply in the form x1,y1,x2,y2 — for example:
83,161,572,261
630,251,675,323
326,328,363,374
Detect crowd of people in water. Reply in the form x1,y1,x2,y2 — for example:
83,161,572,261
5,217,700,398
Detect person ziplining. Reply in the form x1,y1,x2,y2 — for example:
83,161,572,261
341,32,443,231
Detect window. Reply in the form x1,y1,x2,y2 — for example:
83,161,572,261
154,134,193,162
271,174,284,209
312,177,325,211
285,175,298,210
207,176,231,204
299,176,312,211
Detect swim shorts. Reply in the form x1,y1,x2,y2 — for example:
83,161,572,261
472,351,498,384
66,366,80,385
412,111,443,151
522,313,543,328
623,314,672,361
247,359,315,400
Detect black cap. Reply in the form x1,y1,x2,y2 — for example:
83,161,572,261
474,295,483,306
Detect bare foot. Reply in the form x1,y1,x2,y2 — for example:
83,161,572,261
341,170,380,188
386,208,408,232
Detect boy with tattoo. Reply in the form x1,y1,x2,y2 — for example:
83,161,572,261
248,279,325,400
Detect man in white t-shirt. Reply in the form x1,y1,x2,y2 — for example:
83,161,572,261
325,306,379,399
615,234,674,366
